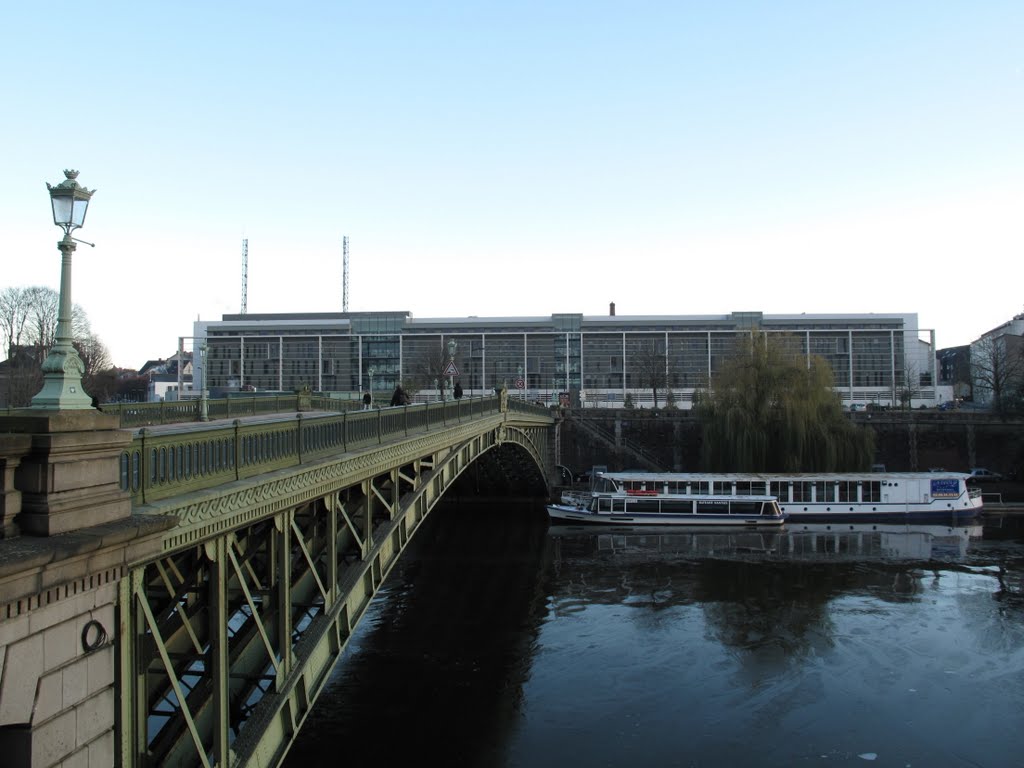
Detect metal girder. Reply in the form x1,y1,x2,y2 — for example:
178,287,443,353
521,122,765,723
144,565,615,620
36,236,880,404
119,412,551,767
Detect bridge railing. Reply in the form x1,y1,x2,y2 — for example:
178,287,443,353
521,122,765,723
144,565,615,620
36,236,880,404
121,395,506,505
98,394,357,427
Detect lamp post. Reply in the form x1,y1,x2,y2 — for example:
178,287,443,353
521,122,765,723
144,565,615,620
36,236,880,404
31,170,96,410
198,341,209,421
447,339,458,400
368,366,376,406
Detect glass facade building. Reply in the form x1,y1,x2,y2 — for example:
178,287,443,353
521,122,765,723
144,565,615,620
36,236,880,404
194,310,936,408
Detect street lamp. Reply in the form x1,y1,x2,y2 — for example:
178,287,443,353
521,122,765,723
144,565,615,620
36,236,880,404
31,170,96,410
198,341,209,421
368,366,376,404
446,339,458,399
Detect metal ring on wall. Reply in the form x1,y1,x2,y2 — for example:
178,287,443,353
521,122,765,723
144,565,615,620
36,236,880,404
81,619,108,652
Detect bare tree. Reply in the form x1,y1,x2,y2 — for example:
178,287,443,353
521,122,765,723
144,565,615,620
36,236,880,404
628,338,667,408
0,286,31,359
23,286,59,352
0,284,111,406
897,361,922,410
403,337,451,399
971,334,1024,416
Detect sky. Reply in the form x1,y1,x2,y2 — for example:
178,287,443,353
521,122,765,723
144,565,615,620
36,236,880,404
2,2,1021,369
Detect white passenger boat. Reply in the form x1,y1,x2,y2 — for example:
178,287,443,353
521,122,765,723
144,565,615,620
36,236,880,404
579,471,983,524
547,477,786,527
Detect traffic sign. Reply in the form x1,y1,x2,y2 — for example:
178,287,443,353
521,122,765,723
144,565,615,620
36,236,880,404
515,378,525,389
443,361,459,376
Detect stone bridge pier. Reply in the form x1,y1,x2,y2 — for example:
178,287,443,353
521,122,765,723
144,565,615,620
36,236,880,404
0,412,174,767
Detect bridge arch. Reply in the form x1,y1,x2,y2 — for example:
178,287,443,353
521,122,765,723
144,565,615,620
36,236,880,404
117,401,554,767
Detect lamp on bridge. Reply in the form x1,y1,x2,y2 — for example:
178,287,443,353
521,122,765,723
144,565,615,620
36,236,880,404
31,170,96,410
446,339,457,400
198,341,209,421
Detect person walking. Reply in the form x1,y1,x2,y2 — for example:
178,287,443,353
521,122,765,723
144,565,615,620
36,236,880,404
453,381,463,399
362,391,372,410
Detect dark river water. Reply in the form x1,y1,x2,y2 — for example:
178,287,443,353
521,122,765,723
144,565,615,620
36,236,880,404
282,504,1024,768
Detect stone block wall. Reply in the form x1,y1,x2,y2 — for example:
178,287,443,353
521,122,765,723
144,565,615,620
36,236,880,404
0,577,117,767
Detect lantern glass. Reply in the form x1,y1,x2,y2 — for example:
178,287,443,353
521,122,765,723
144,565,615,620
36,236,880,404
50,192,90,230
51,195,74,227
71,197,89,228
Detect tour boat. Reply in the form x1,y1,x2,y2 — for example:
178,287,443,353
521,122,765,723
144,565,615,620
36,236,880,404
547,479,786,527
573,471,983,525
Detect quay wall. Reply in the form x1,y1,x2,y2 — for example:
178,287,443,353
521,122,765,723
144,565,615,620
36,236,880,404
558,410,1024,481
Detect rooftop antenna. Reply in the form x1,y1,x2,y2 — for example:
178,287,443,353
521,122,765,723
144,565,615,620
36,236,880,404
342,235,349,312
241,238,248,314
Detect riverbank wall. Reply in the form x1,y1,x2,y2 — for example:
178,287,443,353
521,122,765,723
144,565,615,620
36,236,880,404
557,409,1024,484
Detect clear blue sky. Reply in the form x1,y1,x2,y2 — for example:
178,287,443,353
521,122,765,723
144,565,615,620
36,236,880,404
2,2,1021,368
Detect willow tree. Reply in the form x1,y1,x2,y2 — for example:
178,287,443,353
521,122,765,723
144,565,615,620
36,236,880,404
695,333,874,472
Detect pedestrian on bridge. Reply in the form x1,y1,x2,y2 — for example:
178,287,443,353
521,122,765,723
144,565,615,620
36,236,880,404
362,392,372,410
390,384,410,406
454,381,463,399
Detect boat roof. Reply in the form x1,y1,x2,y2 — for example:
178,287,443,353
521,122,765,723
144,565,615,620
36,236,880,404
595,491,778,501
600,471,969,481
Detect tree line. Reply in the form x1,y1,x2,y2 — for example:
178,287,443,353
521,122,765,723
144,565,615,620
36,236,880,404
0,285,147,406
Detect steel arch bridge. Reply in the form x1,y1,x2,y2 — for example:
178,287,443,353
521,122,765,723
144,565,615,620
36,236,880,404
117,395,554,767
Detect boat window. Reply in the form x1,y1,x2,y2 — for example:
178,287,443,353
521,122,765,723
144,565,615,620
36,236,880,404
735,481,766,495
770,481,789,502
713,481,732,495
814,481,828,502
862,482,881,502
695,500,729,515
730,501,760,515
631,498,661,513
837,481,855,502
793,481,814,502
692,481,710,495
666,480,687,494
661,499,692,514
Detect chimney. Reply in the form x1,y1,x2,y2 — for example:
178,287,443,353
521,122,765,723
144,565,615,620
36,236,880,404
609,302,616,316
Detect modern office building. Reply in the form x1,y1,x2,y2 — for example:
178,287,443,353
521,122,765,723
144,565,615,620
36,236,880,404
193,309,936,408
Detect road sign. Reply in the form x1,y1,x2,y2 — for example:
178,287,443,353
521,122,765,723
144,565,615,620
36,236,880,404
443,361,459,376
515,378,525,389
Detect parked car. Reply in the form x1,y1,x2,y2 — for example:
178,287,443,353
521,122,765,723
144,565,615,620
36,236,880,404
849,403,867,412
968,468,1003,483
938,401,957,411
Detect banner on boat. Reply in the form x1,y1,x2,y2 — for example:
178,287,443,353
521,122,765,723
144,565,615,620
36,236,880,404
930,478,961,498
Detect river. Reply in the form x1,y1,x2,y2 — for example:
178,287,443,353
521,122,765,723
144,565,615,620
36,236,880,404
282,504,1024,768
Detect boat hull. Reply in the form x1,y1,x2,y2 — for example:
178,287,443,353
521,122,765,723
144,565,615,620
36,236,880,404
781,508,981,524
546,504,786,527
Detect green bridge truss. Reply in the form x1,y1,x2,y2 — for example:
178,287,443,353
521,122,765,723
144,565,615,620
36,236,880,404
116,395,554,767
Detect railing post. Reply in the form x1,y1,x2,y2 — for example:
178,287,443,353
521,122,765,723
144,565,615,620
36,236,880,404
139,427,148,505
296,412,303,464
234,420,241,480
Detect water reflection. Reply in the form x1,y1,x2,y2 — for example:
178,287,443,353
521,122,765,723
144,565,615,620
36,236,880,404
286,511,1024,768
536,521,1024,767
549,522,984,563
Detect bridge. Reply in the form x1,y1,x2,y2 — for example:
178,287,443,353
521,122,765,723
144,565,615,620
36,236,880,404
0,393,556,768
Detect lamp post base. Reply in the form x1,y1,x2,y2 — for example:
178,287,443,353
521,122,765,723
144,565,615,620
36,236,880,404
30,346,93,410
